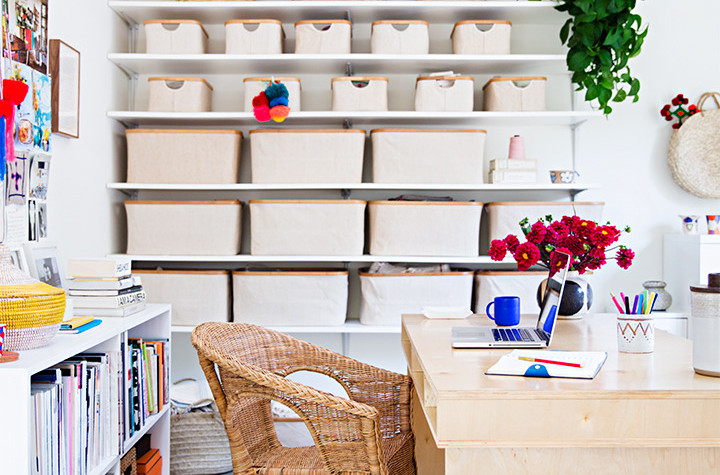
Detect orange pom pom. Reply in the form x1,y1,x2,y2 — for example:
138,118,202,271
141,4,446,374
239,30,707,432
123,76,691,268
269,105,290,119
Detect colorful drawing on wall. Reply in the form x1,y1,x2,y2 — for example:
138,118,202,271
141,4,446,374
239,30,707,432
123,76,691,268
6,149,28,204
28,151,47,200
2,0,48,74
31,68,50,151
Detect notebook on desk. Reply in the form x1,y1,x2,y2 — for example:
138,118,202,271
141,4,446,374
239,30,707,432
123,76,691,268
451,251,571,349
486,349,608,379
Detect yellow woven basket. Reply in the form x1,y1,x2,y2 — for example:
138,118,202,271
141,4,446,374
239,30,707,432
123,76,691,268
0,247,66,350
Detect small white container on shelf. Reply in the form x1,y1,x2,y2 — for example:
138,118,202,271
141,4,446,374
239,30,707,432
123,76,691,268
451,20,512,55
294,20,352,54
331,76,388,111
249,129,365,183
135,269,231,327
243,77,302,112
371,20,429,54
474,271,547,315
249,200,366,256
232,270,348,326
147,77,213,112
125,200,243,255
371,128,486,184
484,201,605,243
359,271,474,326
415,75,475,112
617,314,654,353
225,19,284,54
483,76,547,111
125,129,242,184
144,19,208,54
368,201,483,257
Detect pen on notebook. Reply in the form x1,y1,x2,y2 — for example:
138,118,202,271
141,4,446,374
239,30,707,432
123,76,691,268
518,356,583,368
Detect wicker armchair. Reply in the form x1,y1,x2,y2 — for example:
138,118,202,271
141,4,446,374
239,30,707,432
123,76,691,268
191,322,416,475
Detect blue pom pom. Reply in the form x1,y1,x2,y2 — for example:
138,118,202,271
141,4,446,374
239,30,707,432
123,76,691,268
269,96,289,108
265,82,289,100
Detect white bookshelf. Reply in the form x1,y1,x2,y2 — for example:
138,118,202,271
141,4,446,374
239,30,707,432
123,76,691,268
0,304,171,475
112,254,516,264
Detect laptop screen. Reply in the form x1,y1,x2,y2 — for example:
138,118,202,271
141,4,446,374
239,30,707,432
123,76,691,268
535,251,572,342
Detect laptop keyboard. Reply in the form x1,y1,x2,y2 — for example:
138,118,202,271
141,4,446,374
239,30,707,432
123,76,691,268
492,328,535,342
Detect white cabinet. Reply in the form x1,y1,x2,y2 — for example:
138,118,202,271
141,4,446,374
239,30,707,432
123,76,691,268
663,234,720,313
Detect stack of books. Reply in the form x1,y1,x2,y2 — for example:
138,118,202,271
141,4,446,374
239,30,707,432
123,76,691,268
59,316,101,334
125,338,169,438
66,257,146,317
489,158,538,184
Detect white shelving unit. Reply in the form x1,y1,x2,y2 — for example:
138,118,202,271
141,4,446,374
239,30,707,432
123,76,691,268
173,321,401,334
113,254,515,264
0,304,171,475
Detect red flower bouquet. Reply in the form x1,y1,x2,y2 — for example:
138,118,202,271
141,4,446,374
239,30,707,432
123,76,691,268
489,215,634,274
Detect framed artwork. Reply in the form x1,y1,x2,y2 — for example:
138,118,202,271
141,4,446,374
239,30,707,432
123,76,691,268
23,242,64,288
3,0,49,74
8,246,29,273
48,39,79,138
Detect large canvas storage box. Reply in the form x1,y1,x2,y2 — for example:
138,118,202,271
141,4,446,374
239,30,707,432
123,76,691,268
484,201,605,243
144,20,208,54
225,19,284,54
249,129,365,183
371,20,429,54
483,76,547,111
474,271,547,315
244,77,301,112
147,77,213,112
368,201,483,256
126,129,241,184
331,76,388,111
232,270,348,326
125,200,243,255
415,75,475,112
294,20,352,54
249,200,366,255
451,20,512,55
135,269,231,326
371,129,486,184
359,271,474,326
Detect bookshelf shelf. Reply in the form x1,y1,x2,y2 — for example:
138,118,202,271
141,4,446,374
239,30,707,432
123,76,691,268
114,254,516,265
123,405,171,455
172,321,402,334
88,454,120,475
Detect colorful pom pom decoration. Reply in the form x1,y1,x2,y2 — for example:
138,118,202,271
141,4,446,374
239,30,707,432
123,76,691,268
253,78,291,122
660,94,698,129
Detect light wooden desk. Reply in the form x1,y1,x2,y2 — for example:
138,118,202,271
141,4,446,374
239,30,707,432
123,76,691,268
402,313,720,475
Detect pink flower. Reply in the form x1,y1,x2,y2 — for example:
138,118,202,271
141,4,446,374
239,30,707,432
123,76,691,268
616,247,635,269
503,234,520,253
587,247,607,270
514,242,541,271
561,235,587,256
526,221,547,244
591,225,620,247
575,219,597,238
546,221,569,245
488,239,508,261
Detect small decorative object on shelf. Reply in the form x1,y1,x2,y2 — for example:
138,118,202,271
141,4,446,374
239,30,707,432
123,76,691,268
508,134,525,159
549,169,579,184
0,244,66,350
642,280,672,311
660,94,697,129
679,215,700,234
556,0,647,115
611,290,657,353
489,215,634,318
252,78,290,123
707,215,720,235
690,273,720,377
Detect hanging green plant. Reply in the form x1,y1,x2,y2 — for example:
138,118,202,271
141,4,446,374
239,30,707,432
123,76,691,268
555,0,648,115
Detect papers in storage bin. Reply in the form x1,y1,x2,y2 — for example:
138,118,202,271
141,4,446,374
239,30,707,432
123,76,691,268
485,350,608,379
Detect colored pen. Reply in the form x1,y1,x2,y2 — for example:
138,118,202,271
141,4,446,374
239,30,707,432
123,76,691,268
624,295,630,314
518,356,583,368
610,293,624,313
632,295,638,315
649,293,658,313
638,293,644,315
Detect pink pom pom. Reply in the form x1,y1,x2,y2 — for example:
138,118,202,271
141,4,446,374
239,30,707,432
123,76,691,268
253,105,271,122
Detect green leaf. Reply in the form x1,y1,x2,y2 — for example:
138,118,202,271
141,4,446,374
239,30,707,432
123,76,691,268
568,49,592,71
613,89,627,102
629,78,640,96
585,84,600,101
599,49,612,66
560,19,572,44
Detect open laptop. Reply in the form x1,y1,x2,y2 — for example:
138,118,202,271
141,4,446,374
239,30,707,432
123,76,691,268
451,251,572,348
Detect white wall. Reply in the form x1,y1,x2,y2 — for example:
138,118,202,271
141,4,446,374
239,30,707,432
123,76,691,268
43,0,720,380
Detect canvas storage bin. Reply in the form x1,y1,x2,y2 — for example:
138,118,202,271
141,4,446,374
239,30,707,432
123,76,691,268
332,76,388,111
451,20,512,55
370,20,429,54
244,77,301,112
371,128,486,184
144,20,208,54
483,76,547,111
147,77,213,112
415,76,475,112
359,271,474,326
134,270,231,326
225,19,284,54
249,200,366,255
249,129,365,183
474,271,547,315
126,129,241,184
232,270,348,326
484,201,605,243
125,200,242,255
294,20,352,54
368,201,483,256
